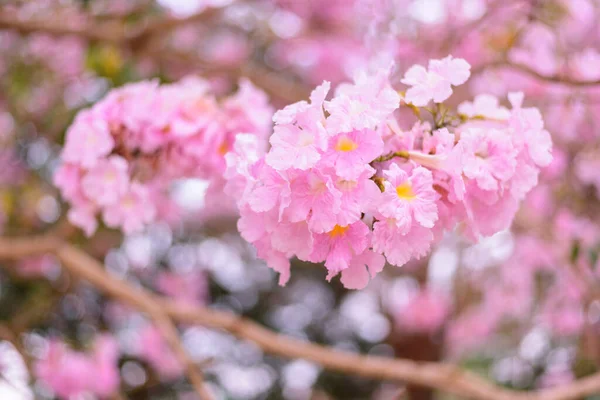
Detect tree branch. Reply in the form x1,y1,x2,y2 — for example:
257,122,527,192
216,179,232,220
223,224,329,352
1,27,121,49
473,60,600,87
0,7,310,102
0,234,599,400
0,235,213,400
0,7,219,48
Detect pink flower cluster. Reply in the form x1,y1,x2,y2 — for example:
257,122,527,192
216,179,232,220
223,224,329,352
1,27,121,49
34,335,119,399
394,289,450,334
55,77,272,236
226,57,552,289
135,325,183,380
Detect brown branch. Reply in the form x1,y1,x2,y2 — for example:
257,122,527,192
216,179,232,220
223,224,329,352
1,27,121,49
0,6,310,103
0,236,213,400
0,7,219,48
1,235,600,399
473,60,600,87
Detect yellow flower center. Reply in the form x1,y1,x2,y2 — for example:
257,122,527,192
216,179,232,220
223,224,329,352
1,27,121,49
396,182,416,200
328,225,349,238
218,142,229,155
335,136,358,152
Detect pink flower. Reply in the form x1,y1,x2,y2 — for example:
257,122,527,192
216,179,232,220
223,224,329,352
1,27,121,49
56,77,273,236
325,66,400,132
53,164,83,203
246,161,291,217
137,326,183,380
61,111,114,168
339,250,386,289
103,183,156,234
459,127,517,191
335,167,380,226
322,129,384,180
458,94,510,120
34,336,119,399
401,56,470,106
266,123,325,171
157,271,208,306
89,335,120,397
271,220,314,261
377,164,438,233
81,156,129,206
287,170,342,233
508,92,553,168
462,187,519,239
310,221,370,279
395,289,450,334
35,342,90,398
223,65,549,289
372,221,435,267
67,203,98,237
273,81,329,129
255,236,293,285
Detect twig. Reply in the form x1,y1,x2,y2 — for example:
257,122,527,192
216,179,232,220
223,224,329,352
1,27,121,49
1,235,600,399
0,7,219,49
472,60,600,87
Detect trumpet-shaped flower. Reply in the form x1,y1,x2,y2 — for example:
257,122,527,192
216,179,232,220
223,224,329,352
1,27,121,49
401,56,470,106
377,163,438,233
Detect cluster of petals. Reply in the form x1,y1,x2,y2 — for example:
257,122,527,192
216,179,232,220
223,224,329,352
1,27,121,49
401,56,471,107
135,325,183,380
226,56,552,289
54,77,272,236
34,335,119,399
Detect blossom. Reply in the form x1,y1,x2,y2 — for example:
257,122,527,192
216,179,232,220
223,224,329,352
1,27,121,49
34,335,120,399
508,92,553,168
67,203,98,237
335,167,380,226
287,170,342,233
224,61,549,288
339,250,386,289
61,111,114,168
136,326,183,380
81,156,129,206
395,289,450,334
55,78,273,236
458,94,510,120
102,183,156,234
377,164,438,233
459,127,517,191
325,65,400,132
322,129,384,180
310,221,370,278
266,123,325,171
401,56,470,106
53,164,83,202
372,221,435,267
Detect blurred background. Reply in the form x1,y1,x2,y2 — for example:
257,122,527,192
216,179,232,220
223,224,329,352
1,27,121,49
1,0,600,399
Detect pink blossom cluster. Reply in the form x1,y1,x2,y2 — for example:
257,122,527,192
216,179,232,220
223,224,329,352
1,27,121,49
135,325,183,380
34,335,120,399
394,289,450,334
54,77,273,236
226,56,552,289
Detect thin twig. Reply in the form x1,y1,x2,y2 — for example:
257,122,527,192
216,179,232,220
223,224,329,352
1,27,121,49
472,60,600,87
0,7,219,49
